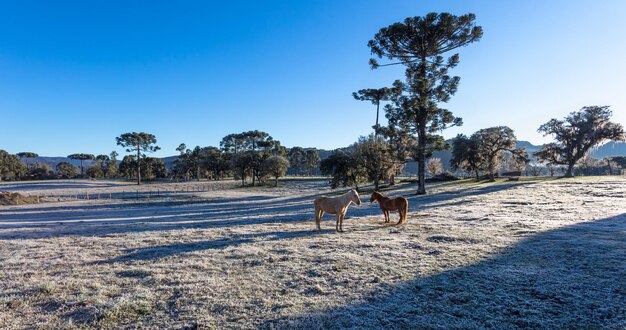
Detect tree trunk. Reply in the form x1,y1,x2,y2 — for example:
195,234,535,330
416,55,428,195
136,145,141,185
275,176,278,187
374,101,380,138
565,161,575,177
80,160,84,176
416,122,427,195
607,160,613,175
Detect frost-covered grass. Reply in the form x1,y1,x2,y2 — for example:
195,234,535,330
0,177,624,329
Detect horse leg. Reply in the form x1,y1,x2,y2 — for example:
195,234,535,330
385,210,390,223
335,213,340,232
315,208,324,230
397,210,403,225
339,213,345,232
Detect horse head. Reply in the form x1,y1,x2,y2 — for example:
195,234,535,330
351,189,361,205
369,191,380,203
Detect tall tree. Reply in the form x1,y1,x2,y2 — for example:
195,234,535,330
261,156,290,187
116,132,160,185
304,149,321,176
354,135,401,190
0,150,27,181
450,134,483,181
368,12,482,194
67,153,95,176
471,126,527,181
320,149,367,191
535,106,625,177
56,161,78,179
287,147,307,175
16,152,38,169
353,87,392,136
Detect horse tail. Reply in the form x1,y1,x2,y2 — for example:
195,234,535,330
314,198,321,229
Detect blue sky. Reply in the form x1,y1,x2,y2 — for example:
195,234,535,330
1,1,625,157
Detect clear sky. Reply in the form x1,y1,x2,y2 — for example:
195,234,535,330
1,0,625,157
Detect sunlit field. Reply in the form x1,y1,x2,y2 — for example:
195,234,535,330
1,177,624,329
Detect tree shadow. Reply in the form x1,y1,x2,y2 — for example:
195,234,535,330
0,181,531,240
261,214,626,329
94,229,336,264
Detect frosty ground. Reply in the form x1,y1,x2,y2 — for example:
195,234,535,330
0,177,624,329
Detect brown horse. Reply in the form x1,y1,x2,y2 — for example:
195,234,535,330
369,191,408,224
314,189,361,232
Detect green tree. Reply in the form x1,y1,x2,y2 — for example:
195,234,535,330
368,12,482,194
353,87,393,136
118,155,137,179
535,106,625,177
16,152,38,169
320,149,367,191
116,132,160,185
605,156,626,175
106,151,119,178
67,153,95,176
261,155,290,187
471,126,527,181
86,163,104,178
0,150,27,181
354,135,401,190
450,134,483,181
304,149,321,176
287,147,307,175
56,161,78,179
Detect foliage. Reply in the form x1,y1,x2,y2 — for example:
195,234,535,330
304,149,320,175
605,156,626,175
0,150,27,180
450,134,483,180
353,135,403,190
368,12,482,194
320,149,367,190
26,163,55,180
426,158,444,175
287,147,306,175
471,126,527,181
220,130,282,186
67,153,95,176
56,162,78,179
116,132,160,184
118,155,166,181
261,155,290,186
353,87,393,132
535,106,625,177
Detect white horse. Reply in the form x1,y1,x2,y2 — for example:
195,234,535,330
314,189,361,232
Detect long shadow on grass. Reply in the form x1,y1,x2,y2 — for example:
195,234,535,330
96,229,336,264
0,181,532,239
261,214,626,329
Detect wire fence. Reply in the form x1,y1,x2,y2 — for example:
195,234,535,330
24,184,220,203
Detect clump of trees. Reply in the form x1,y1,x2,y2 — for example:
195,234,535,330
56,162,78,178
0,150,27,181
450,126,527,181
287,147,320,176
535,106,625,177
67,153,94,176
320,135,404,191
116,132,160,185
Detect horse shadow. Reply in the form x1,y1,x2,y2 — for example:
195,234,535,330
260,213,626,329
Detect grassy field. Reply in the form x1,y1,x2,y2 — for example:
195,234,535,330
0,177,624,329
